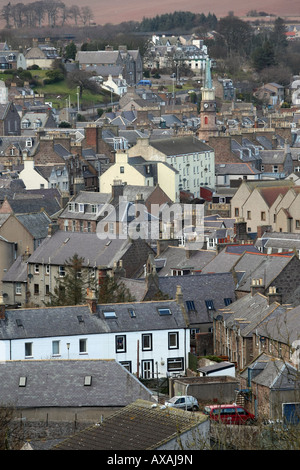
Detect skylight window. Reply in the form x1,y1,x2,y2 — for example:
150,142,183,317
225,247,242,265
19,377,27,387
84,376,92,386
186,300,195,311
103,311,117,318
128,309,136,318
205,300,215,310
158,308,171,316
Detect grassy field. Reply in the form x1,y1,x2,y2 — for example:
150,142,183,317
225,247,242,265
0,70,107,109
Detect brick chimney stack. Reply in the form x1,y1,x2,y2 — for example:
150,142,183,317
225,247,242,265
86,288,97,314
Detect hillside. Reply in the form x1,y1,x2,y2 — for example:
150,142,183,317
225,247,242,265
2,0,300,26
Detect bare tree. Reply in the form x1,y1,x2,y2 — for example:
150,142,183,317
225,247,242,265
34,1,46,27
66,70,100,97
1,3,12,28
80,6,93,26
69,4,80,25
11,3,25,28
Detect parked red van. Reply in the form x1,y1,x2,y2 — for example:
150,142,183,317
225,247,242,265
204,404,255,424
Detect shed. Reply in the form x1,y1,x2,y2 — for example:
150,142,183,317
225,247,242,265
197,361,236,377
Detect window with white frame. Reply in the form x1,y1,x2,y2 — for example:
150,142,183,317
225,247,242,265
115,335,126,353
168,332,179,349
142,333,152,351
34,264,39,274
167,357,184,372
59,266,65,277
15,283,22,295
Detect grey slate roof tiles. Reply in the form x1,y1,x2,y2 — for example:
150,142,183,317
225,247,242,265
0,299,186,340
150,135,213,156
53,399,207,450
0,360,153,409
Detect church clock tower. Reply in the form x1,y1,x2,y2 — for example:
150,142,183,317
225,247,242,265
197,57,218,142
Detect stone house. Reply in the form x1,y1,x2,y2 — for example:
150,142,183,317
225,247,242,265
0,50,26,70
0,135,39,168
253,82,285,107
215,162,262,187
24,229,153,306
0,210,51,293
239,354,300,421
230,180,295,232
213,290,286,370
58,190,111,233
76,46,142,85
0,210,51,257
0,359,154,433
260,145,294,177
252,303,300,369
25,41,59,69
2,254,28,307
0,102,21,136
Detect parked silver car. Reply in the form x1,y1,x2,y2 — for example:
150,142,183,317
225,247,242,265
165,395,199,411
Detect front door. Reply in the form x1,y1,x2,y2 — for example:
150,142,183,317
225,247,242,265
142,360,153,379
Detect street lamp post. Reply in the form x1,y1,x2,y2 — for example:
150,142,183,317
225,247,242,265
77,86,80,112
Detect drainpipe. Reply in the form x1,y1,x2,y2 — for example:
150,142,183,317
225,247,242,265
185,383,190,411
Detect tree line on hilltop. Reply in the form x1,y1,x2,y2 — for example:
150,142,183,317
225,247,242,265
1,1,94,28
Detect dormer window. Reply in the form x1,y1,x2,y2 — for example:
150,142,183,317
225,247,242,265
26,138,32,148
34,118,42,129
22,119,30,129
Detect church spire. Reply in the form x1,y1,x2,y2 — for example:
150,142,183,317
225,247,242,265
204,57,212,90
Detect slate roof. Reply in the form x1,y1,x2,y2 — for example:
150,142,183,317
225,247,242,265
53,399,207,450
2,255,27,283
201,245,260,274
234,251,295,293
0,213,10,226
157,272,236,325
260,150,288,164
256,303,300,344
27,230,134,267
154,246,216,276
215,163,261,175
15,211,51,239
4,195,61,217
0,299,187,340
255,231,300,251
240,353,298,390
149,135,213,156
0,360,153,409
76,50,121,65
58,191,111,221
214,292,285,338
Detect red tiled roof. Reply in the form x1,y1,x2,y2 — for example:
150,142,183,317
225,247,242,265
258,187,290,207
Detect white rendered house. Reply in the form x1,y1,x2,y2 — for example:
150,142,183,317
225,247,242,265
0,294,190,379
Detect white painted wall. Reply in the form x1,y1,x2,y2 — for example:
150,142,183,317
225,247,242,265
19,157,48,190
0,328,190,378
